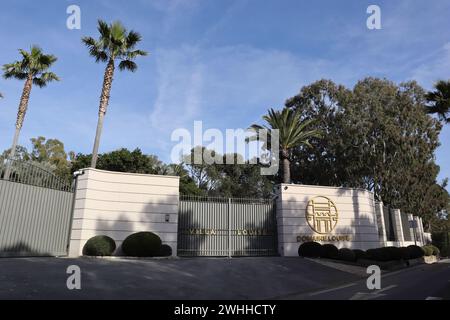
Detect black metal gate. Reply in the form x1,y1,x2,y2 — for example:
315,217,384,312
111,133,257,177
177,195,278,257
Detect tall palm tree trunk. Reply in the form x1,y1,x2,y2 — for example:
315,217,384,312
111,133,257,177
4,74,33,179
91,59,115,168
281,148,291,184
282,157,291,184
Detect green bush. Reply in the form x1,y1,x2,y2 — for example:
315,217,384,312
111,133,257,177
399,247,410,260
422,245,439,256
337,248,356,262
320,244,339,259
407,245,425,259
353,249,368,260
366,247,403,261
430,245,440,256
122,232,162,257
298,242,322,258
158,244,173,257
82,235,116,256
422,245,433,256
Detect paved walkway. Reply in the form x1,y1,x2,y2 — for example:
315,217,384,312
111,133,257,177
0,257,361,300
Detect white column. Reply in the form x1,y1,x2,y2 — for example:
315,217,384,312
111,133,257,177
413,216,422,245
375,202,387,244
407,214,415,243
391,208,404,246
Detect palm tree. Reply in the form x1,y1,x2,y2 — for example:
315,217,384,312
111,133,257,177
249,108,321,184
2,46,59,176
82,20,148,168
426,80,450,124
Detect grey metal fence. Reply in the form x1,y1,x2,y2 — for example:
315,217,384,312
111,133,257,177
0,160,74,257
178,195,278,257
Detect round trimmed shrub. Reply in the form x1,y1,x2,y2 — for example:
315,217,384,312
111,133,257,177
158,244,173,257
320,244,339,259
400,247,410,260
407,245,425,259
337,248,356,262
83,235,116,256
430,245,440,256
353,249,368,261
422,245,433,257
122,232,162,257
366,247,403,261
298,241,322,258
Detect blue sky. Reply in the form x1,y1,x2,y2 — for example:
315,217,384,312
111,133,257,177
0,0,449,189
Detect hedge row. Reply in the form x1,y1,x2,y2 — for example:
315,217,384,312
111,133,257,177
82,232,172,257
298,242,438,262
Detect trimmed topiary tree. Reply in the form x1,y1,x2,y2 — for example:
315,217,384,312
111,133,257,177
83,235,116,256
353,249,368,261
366,247,403,261
407,245,425,259
298,241,322,258
320,244,339,259
337,248,356,262
122,232,162,257
158,244,173,257
431,245,440,256
422,245,433,256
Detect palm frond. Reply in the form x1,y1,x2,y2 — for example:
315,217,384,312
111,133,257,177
2,62,28,80
82,37,108,62
118,60,137,72
126,30,142,49
33,72,60,87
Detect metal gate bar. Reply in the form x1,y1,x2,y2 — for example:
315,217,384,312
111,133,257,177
177,195,278,257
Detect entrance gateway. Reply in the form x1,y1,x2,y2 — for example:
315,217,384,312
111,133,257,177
177,195,278,257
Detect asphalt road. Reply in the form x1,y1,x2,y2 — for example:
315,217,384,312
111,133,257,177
1,257,448,300
284,259,450,300
0,257,360,300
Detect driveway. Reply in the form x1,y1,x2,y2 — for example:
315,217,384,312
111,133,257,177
0,257,361,300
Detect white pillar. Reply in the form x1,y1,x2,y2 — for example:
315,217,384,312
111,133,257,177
413,216,422,245
407,214,415,244
391,208,404,246
375,202,387,244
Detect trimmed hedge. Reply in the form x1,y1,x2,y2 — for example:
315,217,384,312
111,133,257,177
407,245,425,259
122,232,162,257
337,248,356,262
298,242,322,258
353,249,368,261
366,246,403,262
158,244,173,257
400,247,410,260
83,235,116,256
320,244,339,259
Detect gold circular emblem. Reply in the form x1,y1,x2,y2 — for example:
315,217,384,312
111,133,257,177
306,196,338,234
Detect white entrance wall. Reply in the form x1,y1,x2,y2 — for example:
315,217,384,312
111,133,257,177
68,168,179,257
276,184,382,256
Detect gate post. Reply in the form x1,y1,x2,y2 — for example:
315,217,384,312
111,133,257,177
228,198,232,258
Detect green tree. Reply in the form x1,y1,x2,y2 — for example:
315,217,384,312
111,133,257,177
30,136,71,180
2,46,59,173
287,78,446,228
250,108,321,184
182,147,273,197
82,20,148,168
71,148,163,174
426,80,450,124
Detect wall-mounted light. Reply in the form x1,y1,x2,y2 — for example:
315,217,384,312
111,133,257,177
165,214,170,222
